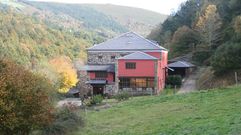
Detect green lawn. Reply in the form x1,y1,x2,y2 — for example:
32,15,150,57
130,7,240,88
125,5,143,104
75,86,241,135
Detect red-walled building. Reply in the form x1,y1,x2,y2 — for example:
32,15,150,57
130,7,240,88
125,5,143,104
84,32,168,95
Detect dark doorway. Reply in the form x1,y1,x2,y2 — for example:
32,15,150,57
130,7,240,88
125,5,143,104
93,85,104,95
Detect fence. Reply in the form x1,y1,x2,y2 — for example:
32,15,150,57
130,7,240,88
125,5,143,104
197,70,241,90
120,88,154,96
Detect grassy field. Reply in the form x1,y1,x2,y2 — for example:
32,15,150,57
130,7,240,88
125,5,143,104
75,86,241,135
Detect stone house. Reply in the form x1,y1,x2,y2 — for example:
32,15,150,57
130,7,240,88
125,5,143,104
83,32,168,95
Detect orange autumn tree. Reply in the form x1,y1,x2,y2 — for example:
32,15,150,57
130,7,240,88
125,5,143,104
49,56,78,93
0,59,54,134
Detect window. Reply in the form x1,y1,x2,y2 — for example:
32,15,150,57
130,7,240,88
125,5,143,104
119,78,130,89
98,55,103,59
111,56,115,60
119,77,154,89
126,62,136,69
147,78,154,88
135,78,147,88
95,72,107,78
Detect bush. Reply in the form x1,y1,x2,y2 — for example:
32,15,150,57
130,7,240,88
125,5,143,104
0,59,54,135
40,105,84,135
211,42,241,74
166,75,182,87
192,50,212,65
114,92,130,101
90,95,103,105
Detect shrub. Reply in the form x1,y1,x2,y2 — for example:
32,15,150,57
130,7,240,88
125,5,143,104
40,106,84,135
0,59,54,135
90,95,103,105
166,75,182,87
211,42,241,74
192,50,212,65
114,91,130,101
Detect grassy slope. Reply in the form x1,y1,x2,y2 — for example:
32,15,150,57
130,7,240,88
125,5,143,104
76,86,241,135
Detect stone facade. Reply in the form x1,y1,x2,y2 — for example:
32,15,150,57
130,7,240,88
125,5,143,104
76,70,92,96
104,84,117,95
86,51,160,96
87,52,132,65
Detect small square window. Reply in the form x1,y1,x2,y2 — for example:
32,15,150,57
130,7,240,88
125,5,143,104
95,72,107,78
98,56,103,59
111,56,115,60
126,62,136,69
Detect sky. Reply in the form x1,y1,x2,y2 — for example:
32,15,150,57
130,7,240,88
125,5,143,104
32,0,188,15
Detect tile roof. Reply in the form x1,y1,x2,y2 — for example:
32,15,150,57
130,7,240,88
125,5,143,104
168,61,195,68
83,65,115,72
88,32,166,51
118,51,158,60
86,80,107,84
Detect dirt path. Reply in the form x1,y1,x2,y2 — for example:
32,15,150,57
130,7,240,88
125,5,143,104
178,74,197,94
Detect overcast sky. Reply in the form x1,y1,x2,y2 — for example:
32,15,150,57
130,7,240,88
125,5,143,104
31,0,188,14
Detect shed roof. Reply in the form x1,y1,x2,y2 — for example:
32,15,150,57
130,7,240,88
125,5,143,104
83,65,115,72
118,51,158,60
86,80,107,85
88,32,166,51
168,61,195,68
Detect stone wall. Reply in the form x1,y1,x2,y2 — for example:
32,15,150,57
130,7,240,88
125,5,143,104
87,51,131,65
104,84,117,95
76,70,92,96
119,88,155,96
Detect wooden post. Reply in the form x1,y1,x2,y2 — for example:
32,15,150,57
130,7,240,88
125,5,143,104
174,85,177,94
235,72,238,86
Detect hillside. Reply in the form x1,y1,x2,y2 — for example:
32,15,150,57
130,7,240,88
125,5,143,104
20,1,127,36
84,4,167,36
76,85,241,135
0,6,91,85
148,0,241,88
2,0,167,37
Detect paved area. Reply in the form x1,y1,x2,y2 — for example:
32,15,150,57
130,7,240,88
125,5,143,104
178,69,200,94
57,98,82,107
178,74,197,94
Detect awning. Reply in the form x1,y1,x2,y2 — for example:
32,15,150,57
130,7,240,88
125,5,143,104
167,67,175,71
67,88,80,94
168,61,195,68
83,65,115,72
86,80,107,85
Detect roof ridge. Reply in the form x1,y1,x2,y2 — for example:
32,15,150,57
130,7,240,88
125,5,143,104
118,51,157,60
88,31,167,51
136,51,157,59
179,61,190,67
130,31,167,50
88,32,132,50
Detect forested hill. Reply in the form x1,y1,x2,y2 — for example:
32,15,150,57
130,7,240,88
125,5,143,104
3,0,167,37
148,0,241,75
0,5,90,84
83,4,167,36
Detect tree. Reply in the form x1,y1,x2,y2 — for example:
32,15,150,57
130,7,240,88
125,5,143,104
49,56,78,93
233,16,241,35
195,4,222,50
211,43,241,74
0,59,54,135
170,25,199,57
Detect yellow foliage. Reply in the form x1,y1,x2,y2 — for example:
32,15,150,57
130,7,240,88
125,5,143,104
49,56,78,93
195,4,222,48
234,16,241,34
196,5,218,28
